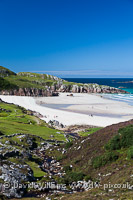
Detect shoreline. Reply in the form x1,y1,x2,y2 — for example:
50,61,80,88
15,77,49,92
101,93,133,106
40,103,132,118
0,93,133,127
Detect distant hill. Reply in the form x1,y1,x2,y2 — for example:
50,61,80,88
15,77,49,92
0,66,129,96
0,66,64,96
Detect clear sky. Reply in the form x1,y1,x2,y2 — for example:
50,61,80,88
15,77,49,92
0,0,133,77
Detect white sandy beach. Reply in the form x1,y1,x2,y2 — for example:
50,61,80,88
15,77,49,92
0,93,133,127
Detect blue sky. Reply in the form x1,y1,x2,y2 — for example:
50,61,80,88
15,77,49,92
0,0,133,77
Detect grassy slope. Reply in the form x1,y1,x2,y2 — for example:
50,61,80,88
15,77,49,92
5,74,56,89
46,120,133,200
0,101,66,141
79,127,102,137
60,120,133,175
0,66,61,90
0,66,103,91
5,72,84,90
0,100,67,192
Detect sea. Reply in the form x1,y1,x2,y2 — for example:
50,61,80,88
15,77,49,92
63,78,133,106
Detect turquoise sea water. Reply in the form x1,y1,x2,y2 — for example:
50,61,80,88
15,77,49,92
124,88,133,94
63,78,133,106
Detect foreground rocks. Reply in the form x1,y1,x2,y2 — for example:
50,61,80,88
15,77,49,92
48,120,65,129
0,163,34,198
0,133,67,198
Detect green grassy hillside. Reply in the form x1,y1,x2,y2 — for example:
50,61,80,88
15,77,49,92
0,101,66,141
0,99,70,199
5,72,59,89
0,66,81,91
0,66,62,91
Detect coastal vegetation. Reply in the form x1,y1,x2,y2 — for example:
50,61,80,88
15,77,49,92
105,125,133,150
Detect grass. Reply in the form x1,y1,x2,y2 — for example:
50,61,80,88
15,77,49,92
79,127,102,137
8,157,23,164
0,77,17,90
0,120,65,141
0,102,66,142
0,67,62,90
26,161,46,178
4,74,58,89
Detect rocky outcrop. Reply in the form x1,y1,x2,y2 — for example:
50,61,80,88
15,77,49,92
0,83,128,96
0,163,34,198
0,88,59,97
0,67,129,96
17,72,62,81
57,84,129,94
48,120,65,129
0,132,67,198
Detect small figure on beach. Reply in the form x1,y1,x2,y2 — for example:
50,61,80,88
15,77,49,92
67,94,74,97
